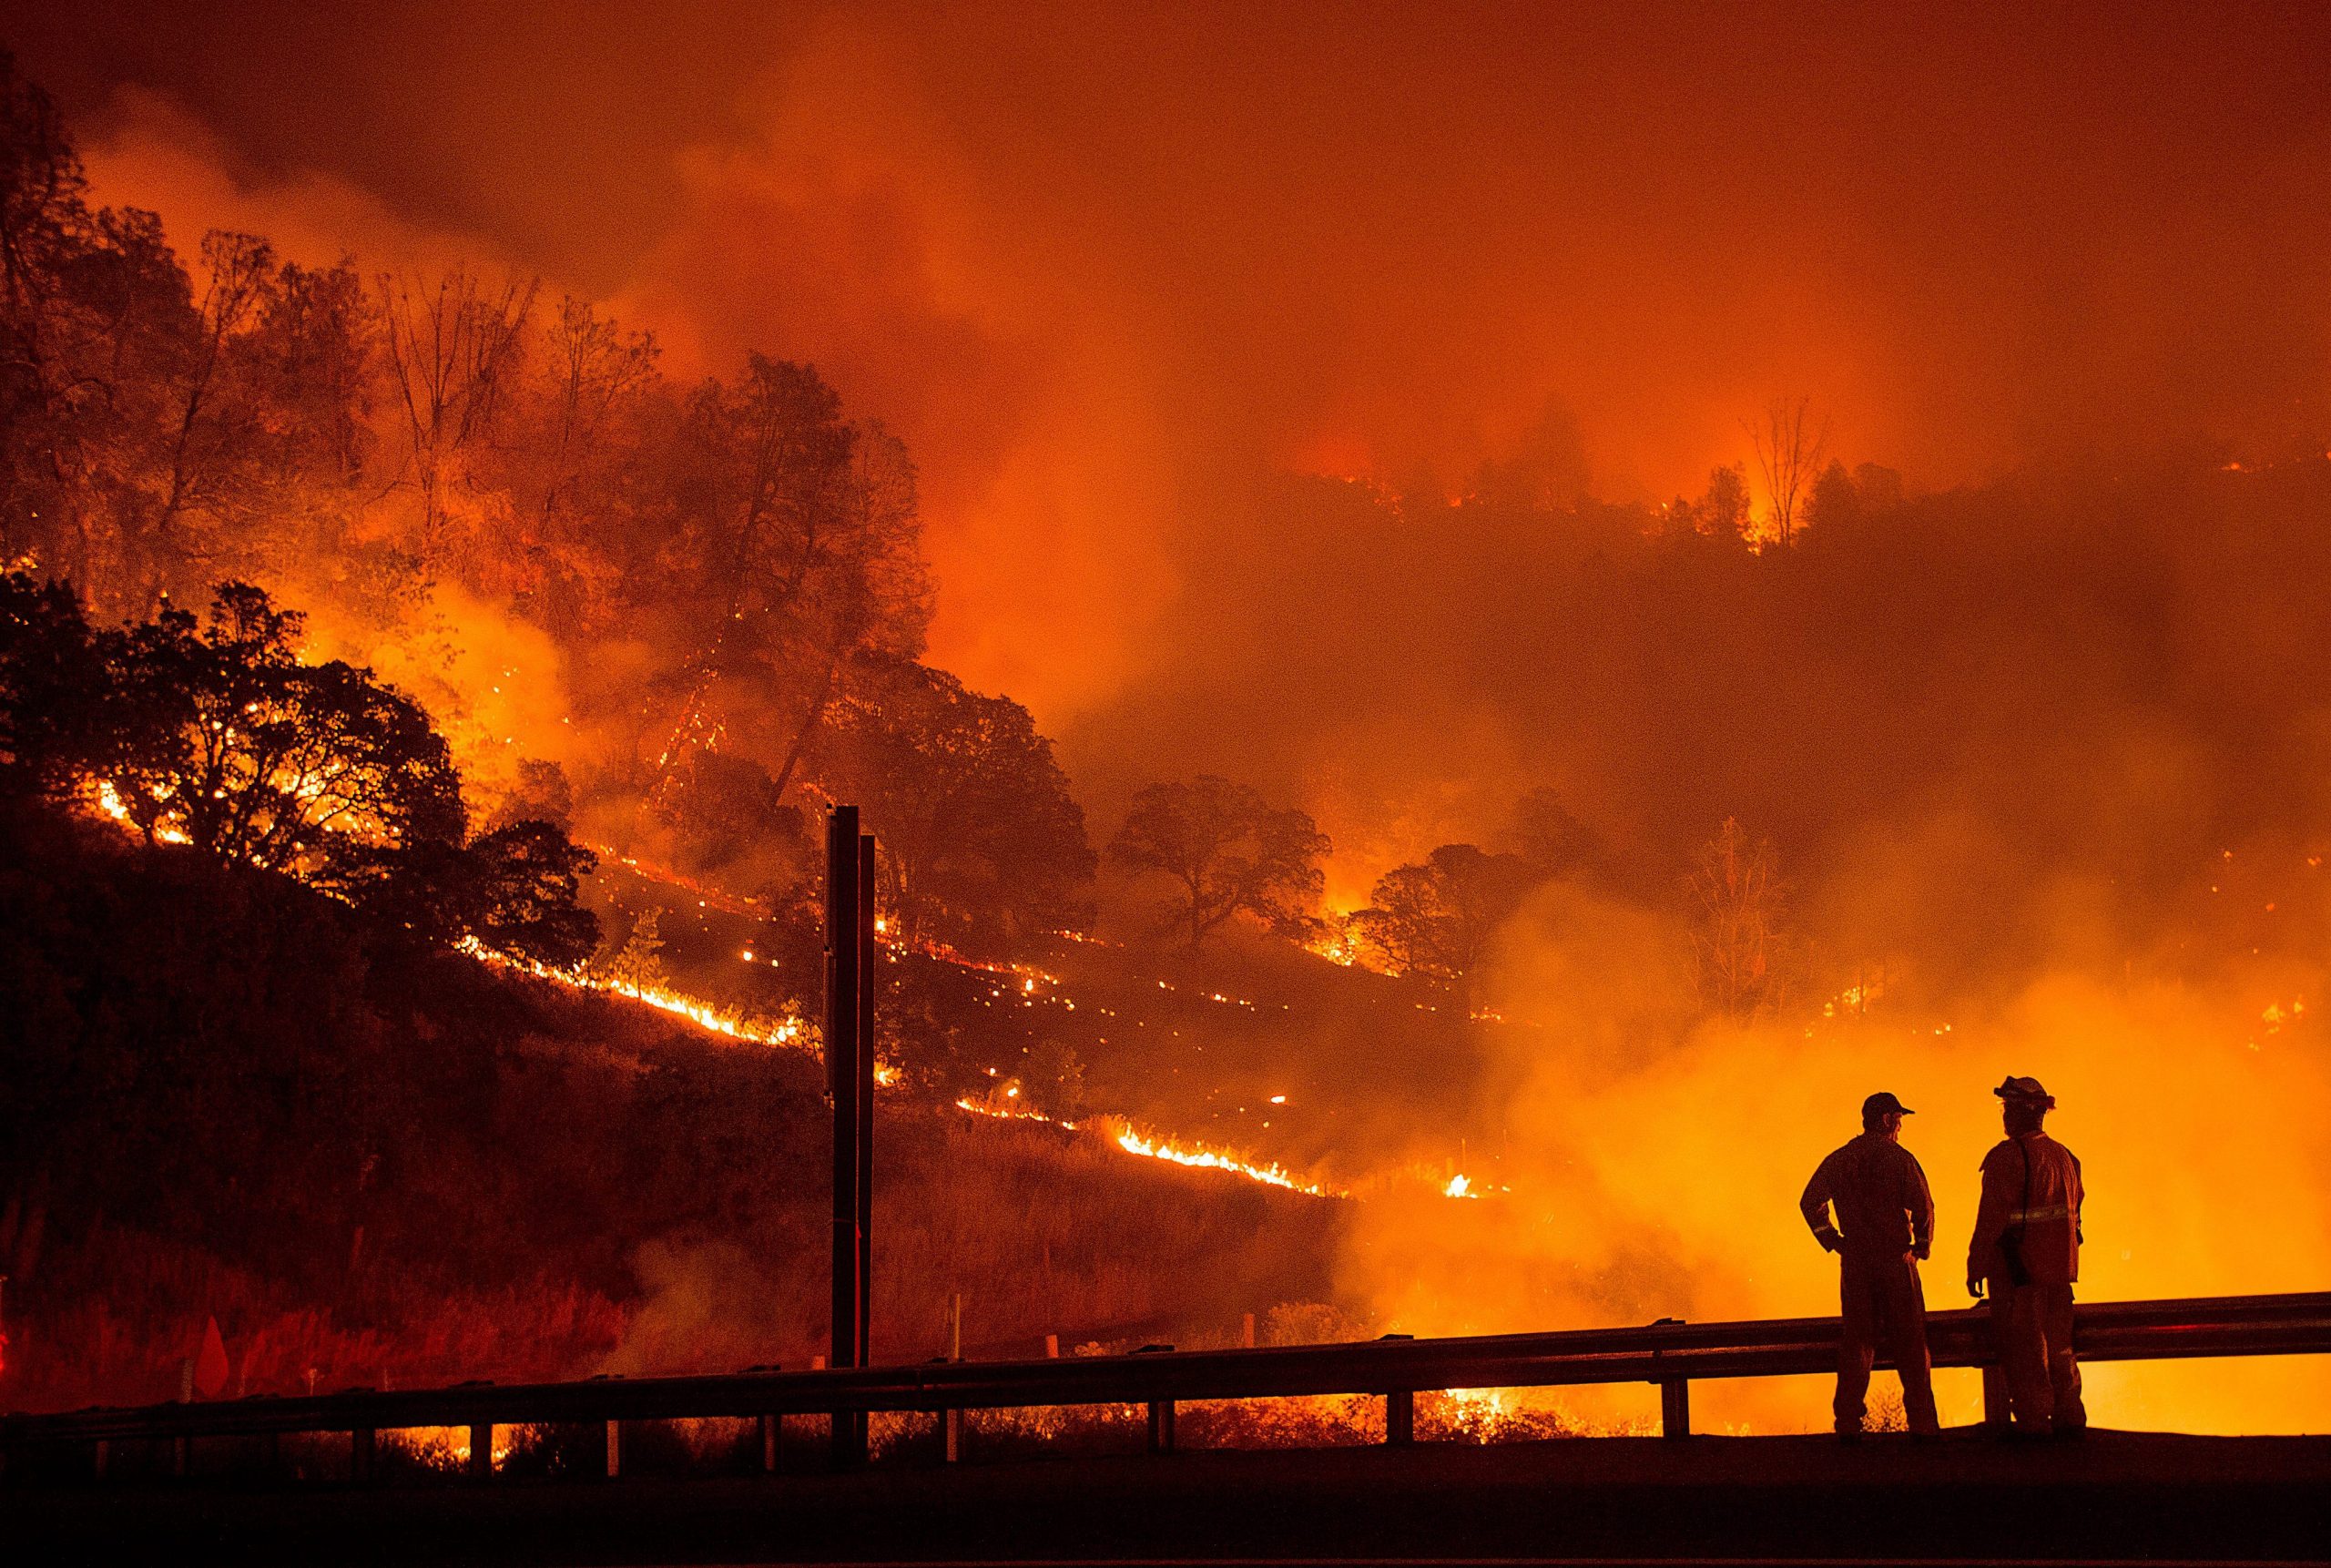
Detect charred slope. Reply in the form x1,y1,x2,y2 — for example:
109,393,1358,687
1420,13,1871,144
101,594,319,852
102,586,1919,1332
0,809,1341,1414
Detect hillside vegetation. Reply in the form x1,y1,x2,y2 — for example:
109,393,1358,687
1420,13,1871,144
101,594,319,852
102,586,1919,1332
0,808,1341,1413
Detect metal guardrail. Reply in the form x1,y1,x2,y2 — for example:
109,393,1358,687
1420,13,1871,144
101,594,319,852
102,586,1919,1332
4,1289,2326,1480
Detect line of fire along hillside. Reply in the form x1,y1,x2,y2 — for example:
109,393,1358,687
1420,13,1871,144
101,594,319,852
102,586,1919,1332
481,854,1492,1205
447,836,2328,1209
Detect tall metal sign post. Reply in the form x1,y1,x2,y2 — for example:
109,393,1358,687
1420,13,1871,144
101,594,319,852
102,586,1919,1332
824,805,878,1464
855,829,875,1371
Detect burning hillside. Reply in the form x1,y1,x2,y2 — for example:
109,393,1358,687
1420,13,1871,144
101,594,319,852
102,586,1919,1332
5,12,2331,1447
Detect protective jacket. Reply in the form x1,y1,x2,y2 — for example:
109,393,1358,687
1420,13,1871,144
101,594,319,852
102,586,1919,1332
1800,1133,1935,1257
1969,1131,2082,1286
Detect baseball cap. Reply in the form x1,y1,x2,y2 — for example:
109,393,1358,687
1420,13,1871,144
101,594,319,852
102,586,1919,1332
1862,1091,1914,1118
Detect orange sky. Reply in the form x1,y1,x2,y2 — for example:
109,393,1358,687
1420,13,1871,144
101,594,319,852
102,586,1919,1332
16,2,2331,798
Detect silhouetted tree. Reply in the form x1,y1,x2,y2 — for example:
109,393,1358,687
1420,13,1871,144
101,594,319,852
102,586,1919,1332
646,359,931,800
446,820,599,968
1748,396,1828,546
101,582,465,879
1466,399,1590,513
1687,816,1786,1019
1108,776,1329,948
1507,786,1600,879
1353,842,1537,1006
3,575,598,964
593,907,668,992
815,657,1094,950
1657,463,1751,545
0,60,194,606
1803,458,1860,535
1022,1036,1088,1121
378,267,537,551
0,574,103,804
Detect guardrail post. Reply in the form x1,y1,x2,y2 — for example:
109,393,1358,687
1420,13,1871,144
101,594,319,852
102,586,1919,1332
1135,1343,1176,1453
605,1420,621,1479
351,1426,375,1483
1379,1333,1415,1444
468,1422,492,1478
1650,1317,1691,1438
760,1413,781,1473
1659,1378,1691,1438
93,1438,108,1479
943,1295,965,1463
174,1357,194,1476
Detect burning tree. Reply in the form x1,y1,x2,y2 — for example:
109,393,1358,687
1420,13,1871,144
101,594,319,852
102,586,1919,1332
1108,776,1329,949
644,358,932,804
1685,816,1787,1020
0,574,598,966
378,267,537,554
103,582,465,876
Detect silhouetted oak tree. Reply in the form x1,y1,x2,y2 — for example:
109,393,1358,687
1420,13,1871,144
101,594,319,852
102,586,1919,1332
815,656,1094,951
1352,842,1538,1006
103,582,465,879
1108,776,1328,949
1,573,597,966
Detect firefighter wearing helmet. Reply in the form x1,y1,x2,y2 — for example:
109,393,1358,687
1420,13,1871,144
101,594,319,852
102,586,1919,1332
1799,1091,1941,1440
1968,1075,2087,1437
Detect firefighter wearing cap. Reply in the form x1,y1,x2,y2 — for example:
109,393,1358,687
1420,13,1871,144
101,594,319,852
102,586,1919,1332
1968,1075,2086,1437
1799,1092,1941,1439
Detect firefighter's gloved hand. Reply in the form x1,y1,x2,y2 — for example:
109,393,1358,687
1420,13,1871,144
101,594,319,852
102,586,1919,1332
1815,1228,1841,1254
1912,1242,1930,1262
1966,1274,1985,1299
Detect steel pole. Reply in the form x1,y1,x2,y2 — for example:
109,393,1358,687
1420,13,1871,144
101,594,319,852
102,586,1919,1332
856,832,877,1373
823,806,866,1466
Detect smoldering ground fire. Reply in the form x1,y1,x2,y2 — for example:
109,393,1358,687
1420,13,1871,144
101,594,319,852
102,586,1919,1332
1,5,2329,1461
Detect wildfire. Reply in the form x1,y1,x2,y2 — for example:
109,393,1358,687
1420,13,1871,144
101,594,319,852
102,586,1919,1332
1443,1174,1473,1198
392,1425,515,1471
955,1095,1074,1128
460,939,821,1056
80,771,1436,1209
92,779,190,844
1105,1120,1349,1198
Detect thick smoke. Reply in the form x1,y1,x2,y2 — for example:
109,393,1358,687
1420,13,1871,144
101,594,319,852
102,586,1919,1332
1337,834,2331,1434
15,4,2331,1434
23,3,2331,749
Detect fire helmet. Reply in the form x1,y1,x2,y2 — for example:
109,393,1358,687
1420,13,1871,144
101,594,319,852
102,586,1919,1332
1993,1075,2056,1108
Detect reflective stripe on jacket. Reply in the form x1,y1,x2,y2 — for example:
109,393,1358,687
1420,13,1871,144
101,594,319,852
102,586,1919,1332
1969,1131,2083,1286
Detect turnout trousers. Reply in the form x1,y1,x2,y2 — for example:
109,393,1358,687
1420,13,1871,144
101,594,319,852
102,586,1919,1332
1837,1248,1939,1434
1989,1282,2084,1434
